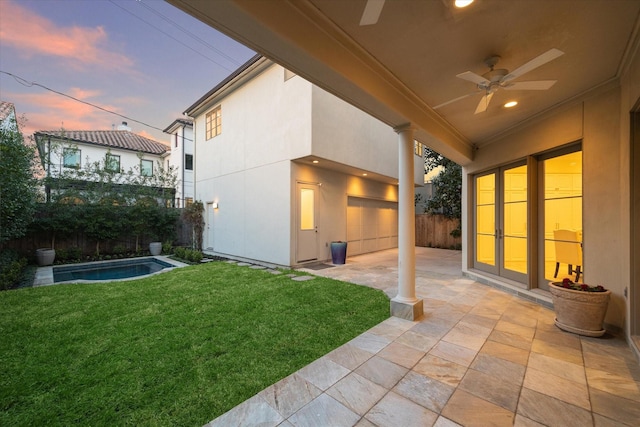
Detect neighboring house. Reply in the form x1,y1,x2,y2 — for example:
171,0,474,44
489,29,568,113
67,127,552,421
163,118,194,207
0,101,17,131
170,1,640,354
184,55,423,267
34,122,172,203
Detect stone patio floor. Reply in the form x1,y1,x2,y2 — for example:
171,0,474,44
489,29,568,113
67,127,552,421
205,248,640,426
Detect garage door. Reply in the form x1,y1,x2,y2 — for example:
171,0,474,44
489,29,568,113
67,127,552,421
347,197,398,256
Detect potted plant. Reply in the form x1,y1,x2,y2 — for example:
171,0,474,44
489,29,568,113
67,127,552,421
149,241,162,256
330,241,348,264
549,278,610,337
36,248,56,266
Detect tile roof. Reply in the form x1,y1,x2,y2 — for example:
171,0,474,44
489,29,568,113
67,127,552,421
0,101,16,122
34,130,169,155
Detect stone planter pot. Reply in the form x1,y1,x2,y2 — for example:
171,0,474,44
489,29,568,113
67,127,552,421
36,248,56,266
149,242,162,256
330,241,347,265
549,282,611,337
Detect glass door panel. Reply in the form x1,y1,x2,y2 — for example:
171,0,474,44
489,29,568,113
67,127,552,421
474,164,528,283
541,151,583,289
503,165,528,277
475,173,497,271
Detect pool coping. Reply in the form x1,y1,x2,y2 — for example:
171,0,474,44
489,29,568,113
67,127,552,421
34,256,189,287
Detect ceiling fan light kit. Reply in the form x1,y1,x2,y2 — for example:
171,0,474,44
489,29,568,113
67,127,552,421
436,48,564,114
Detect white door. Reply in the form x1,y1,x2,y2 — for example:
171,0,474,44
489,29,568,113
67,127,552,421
296,183,318,262
206,202,215,250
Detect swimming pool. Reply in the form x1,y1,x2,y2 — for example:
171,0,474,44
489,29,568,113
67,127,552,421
53,257,176,283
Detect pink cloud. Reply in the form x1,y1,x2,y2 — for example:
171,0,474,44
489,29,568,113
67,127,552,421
0,0,134,71
9,90,122,138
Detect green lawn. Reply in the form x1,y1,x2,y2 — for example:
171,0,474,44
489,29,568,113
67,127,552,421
0,262,389,426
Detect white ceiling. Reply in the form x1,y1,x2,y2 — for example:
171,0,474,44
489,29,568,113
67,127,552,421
168,0,640,165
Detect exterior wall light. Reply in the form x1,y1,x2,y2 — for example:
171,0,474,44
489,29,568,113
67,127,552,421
212,202,219,209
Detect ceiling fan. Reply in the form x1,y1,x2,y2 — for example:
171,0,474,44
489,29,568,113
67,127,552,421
434,48,564,114
360,0,386,26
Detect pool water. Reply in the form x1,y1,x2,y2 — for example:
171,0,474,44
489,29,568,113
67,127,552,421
53,258,174,283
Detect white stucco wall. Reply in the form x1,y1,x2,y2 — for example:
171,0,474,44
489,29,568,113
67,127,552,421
168,124,194,203
194,64,313,265
462,82,631,330
193,62,412,266
292,162,399,263
311,86,423,184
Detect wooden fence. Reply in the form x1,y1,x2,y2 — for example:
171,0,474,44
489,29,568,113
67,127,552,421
415,214,461,249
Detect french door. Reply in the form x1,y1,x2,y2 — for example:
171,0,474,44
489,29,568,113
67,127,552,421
475,162,528,283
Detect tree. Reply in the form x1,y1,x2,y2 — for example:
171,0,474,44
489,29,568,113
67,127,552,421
0,117,38,245
423,147,462,236
184,201,204,250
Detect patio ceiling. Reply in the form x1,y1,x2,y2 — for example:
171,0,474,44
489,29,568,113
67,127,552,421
167,0,640,166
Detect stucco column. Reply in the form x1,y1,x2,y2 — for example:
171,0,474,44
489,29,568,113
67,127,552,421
391,124,423,320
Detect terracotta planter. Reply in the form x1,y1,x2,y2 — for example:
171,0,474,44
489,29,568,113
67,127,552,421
149,242,162,256
549,282,611,337
36,248,56,266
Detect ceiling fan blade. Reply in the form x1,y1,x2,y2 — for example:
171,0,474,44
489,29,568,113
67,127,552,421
360,0,385,26
504,80,558,90
475,92,494,114
503,48,564,82
456,71,489,86
433,91,480,109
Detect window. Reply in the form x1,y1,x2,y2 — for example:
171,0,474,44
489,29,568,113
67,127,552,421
206,106,221,140
185,154,193,170
63,148,80,168
174,133,178,148
140,159,153,176
414,141,424,157
185,197,193,207
105,154,121,172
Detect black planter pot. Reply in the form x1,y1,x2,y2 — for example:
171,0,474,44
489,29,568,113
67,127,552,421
330,241,347,264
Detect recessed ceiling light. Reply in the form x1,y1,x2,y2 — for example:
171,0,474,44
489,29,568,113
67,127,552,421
362,173,368,176
504,101,518,108
454,0,474,8
312,160,319,164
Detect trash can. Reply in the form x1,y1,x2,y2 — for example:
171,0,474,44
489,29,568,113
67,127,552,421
330,241,347,264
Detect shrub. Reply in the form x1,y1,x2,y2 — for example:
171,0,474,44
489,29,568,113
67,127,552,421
162,241,173,255
113,244,126,255
0,250,27,290
173,247,203,263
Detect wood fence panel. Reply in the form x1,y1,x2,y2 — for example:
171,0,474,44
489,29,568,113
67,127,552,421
415,214,461,249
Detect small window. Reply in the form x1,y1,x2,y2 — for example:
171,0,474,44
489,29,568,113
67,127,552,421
63,148,80,168
141,159,153,176
105,154,121,172
185,197,193,207
185,154,193,170
206,106,222,140
414,141,424,157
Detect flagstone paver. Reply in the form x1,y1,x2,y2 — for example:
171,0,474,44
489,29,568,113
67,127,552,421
203,247,639,427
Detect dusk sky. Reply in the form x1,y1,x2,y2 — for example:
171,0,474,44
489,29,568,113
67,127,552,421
0,0,255,144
